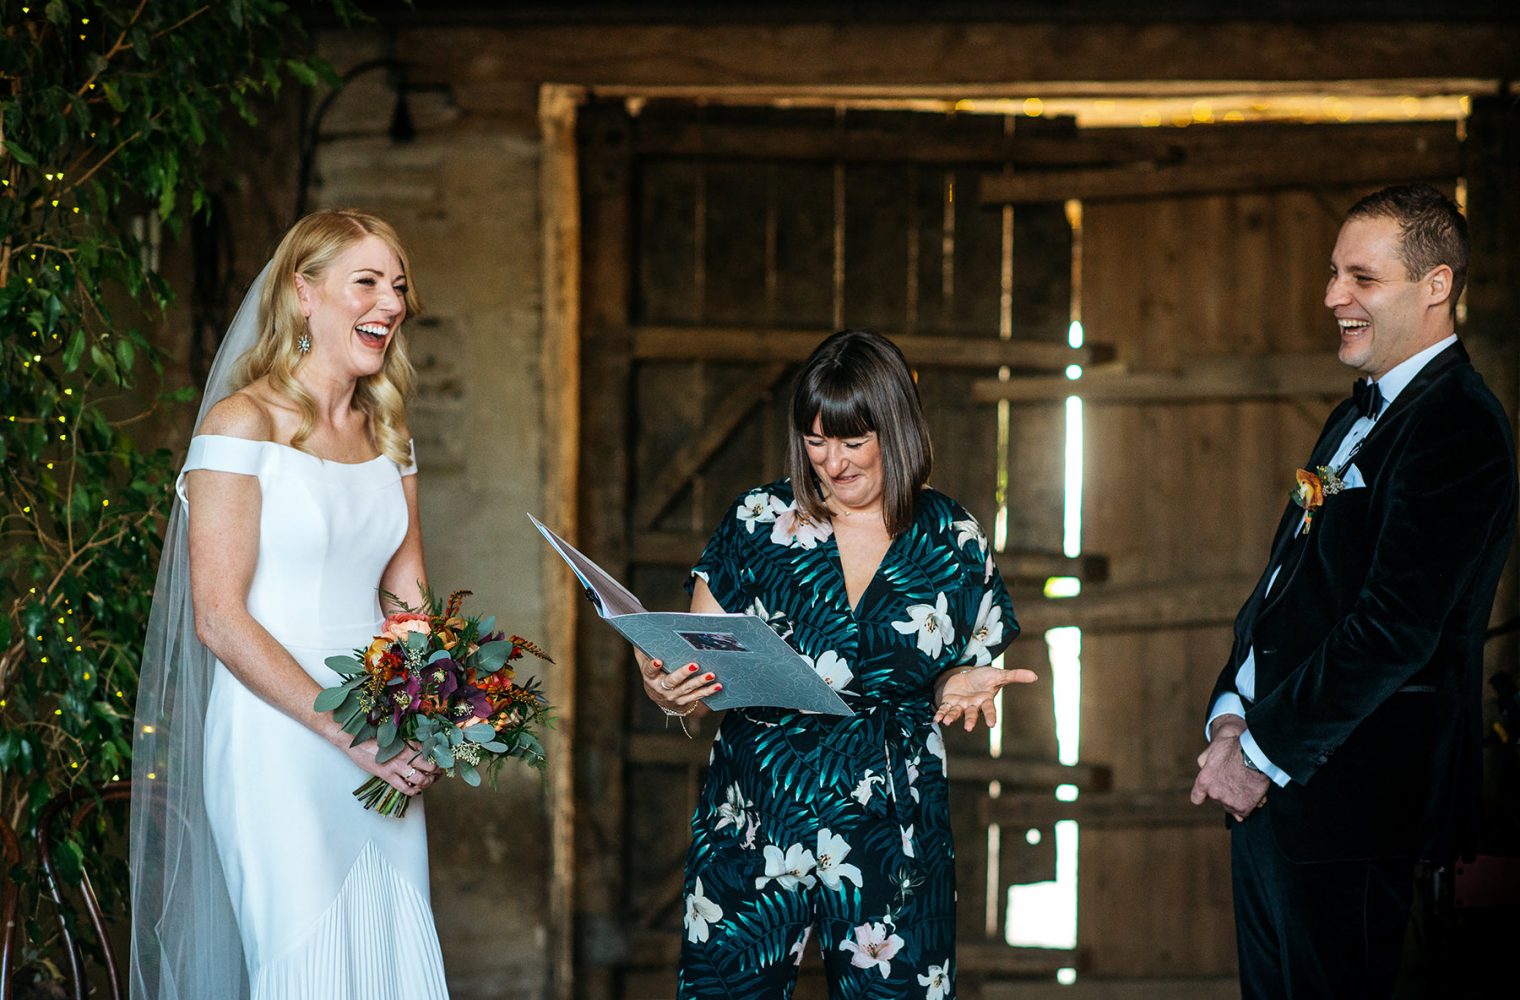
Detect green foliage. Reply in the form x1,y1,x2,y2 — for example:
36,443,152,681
0,0,358,969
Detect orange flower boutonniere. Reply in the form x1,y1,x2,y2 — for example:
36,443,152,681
1290,465,1345,533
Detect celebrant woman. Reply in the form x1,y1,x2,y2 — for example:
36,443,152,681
638,329,1032,998
130,210,449,999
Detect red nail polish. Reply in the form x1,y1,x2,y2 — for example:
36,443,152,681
687,663,698,671
705,673,715,681
713,683,723,691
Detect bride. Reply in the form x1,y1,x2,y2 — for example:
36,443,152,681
130,210,450,999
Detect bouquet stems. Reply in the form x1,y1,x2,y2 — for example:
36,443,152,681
353,776,412,817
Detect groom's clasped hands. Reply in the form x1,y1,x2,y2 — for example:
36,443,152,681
1190,713,1271,822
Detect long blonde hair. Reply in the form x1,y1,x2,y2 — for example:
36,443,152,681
231,209,420,465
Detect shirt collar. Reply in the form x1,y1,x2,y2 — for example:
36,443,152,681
1368,334,1458,408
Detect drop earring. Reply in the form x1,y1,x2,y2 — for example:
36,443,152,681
297,332,311,354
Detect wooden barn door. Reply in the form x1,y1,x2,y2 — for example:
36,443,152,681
573,99,1101,1000
572,98,1460,1000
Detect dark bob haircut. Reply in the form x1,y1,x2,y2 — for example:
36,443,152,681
786,329,933,536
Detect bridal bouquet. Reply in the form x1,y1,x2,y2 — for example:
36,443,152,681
315,588,552,817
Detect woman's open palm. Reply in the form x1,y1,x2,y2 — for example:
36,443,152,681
935,665,1038,732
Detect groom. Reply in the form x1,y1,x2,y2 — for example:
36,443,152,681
1190,183,1517,997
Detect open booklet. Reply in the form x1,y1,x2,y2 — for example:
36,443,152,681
529,514,852,716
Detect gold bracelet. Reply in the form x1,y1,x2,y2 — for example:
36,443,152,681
662,703,696,738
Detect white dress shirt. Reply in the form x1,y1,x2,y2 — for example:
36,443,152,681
1208,335,1459,785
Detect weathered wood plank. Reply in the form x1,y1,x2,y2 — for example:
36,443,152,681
981,121,1460,204
972,353,1352,403
538,84,583,1000
1001,552,1110,585
572,101,636,995
1012,575,1255,634
984,789,1221,828
635,324,1107,368
402,22,1520,91
1463,97,1520,682
633,362,790,529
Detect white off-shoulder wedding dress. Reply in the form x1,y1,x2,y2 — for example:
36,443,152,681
179,434,449,1000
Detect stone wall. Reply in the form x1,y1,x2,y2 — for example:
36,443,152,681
307,31,557,1000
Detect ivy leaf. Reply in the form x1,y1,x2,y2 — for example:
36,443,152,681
3,141,37,166
61,326,85,369
101,82,126,113
113,336,135,376
285,59,319,87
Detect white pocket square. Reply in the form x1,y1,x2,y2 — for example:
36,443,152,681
1341,464,1367,489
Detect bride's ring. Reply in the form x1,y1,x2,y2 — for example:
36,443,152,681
657,678,671,692
403,766,417,780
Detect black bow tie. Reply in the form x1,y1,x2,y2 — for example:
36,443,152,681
1352,379,1384,420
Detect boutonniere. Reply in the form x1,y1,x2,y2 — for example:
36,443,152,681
1290,465,1345,533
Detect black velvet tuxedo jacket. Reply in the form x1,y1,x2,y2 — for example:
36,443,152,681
1208,342,1516,865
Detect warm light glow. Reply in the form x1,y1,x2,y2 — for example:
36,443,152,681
1065,364,1082,381
1050,625,1083,769
1055,783,1080,802
1057,968,1078,986
1006,820,1079,949
1043,576,1081,599
1067,320,1084,349
1024,97,1045,117
1063,397,1083,559
1026,828,1042,845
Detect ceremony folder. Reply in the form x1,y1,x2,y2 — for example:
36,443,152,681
529,514,852,716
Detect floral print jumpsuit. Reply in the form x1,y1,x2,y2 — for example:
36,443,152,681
679,479,1018,999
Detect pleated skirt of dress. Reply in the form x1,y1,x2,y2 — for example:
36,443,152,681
205,652,450,1000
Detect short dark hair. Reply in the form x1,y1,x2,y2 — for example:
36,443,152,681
786,329,933,536
1346,183,1470,315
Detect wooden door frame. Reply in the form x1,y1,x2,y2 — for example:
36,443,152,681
539,82,1518,1000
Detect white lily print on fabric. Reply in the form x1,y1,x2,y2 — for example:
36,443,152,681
770,502,833,550
683,877,724,944
892,592,955,659
850,768,886,805
840,921,905,977
737,491,783,533
747,596,794,640
919,959,952,1000
816,828,864,890
906,755,921,803
925,725,946,765
900,824,916,859
952,517,986,553
803,650,854,692
789,926,813,967
960,588,1006,666
714,783,752,832
754,842,818,891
